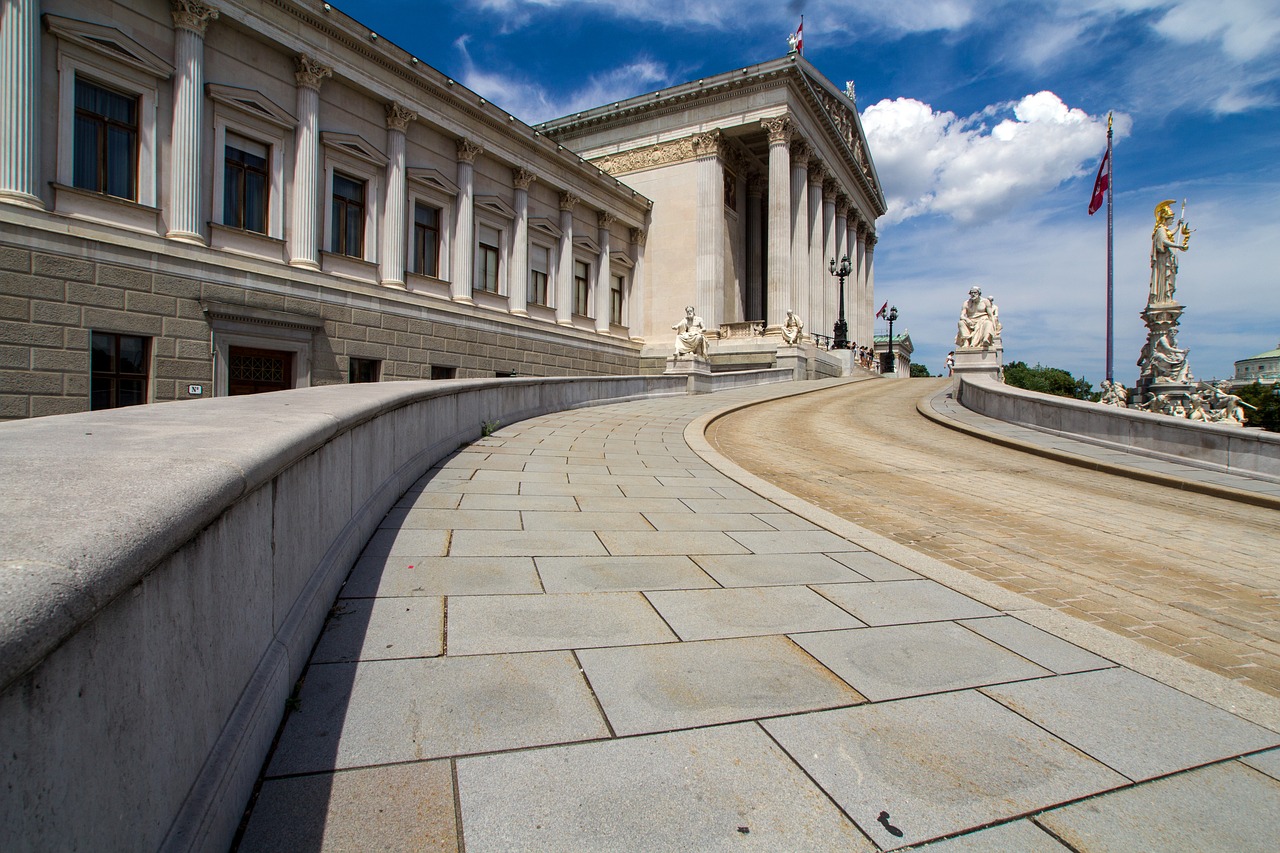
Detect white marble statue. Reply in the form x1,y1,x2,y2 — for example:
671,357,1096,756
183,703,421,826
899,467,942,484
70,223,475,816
1202,381,1254,426
1099,379,1128,407
781,310,804,345
1149,199,1192,305
672,305,707,358
1141,328,1192,383
955,286,998,349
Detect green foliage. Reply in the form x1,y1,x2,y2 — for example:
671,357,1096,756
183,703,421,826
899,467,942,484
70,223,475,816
1232,382,1280,432
1003,361,1096,401
909,363,932,377
481,418,501,437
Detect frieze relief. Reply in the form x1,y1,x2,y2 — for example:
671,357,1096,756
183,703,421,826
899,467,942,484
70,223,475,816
594,137,700,176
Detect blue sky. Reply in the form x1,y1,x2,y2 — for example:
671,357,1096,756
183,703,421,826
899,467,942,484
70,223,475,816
344,0,1279,384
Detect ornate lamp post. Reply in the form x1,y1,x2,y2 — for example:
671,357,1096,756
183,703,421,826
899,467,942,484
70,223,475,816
828,254,851,349
883,305,898,375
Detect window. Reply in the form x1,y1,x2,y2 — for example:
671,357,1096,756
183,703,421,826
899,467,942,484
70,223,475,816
413,203,441,277
573,260,591,316
348,357,380,384
529,245,550,306
611,274,625,326
73,79,138,200
228,346,294,396
223,133,269,233
331,173,366,258
476,224,501,293
430,365,456,380
91,332,149,409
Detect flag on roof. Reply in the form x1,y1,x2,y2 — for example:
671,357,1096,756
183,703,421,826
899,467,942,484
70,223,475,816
788,19,803,54
1088,147,1110,215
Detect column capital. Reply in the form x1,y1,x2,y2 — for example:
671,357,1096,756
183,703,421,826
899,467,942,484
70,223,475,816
456,137,483,164
172,0,219,36
865,232,878,249
761,114,793,146
747,174,766,197
295,54,332,90
691,129,722,160
385,102,417,132
790,138,810,164
597,211,616,229
823,179,839,203
559,191,580,212
835,196,851,217
630,227,648,247
807,161,826,186
513,168,537,190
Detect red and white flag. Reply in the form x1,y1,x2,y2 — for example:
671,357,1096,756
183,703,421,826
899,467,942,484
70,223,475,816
1088,147,1110,215
792,20,803,54
875,301,888,319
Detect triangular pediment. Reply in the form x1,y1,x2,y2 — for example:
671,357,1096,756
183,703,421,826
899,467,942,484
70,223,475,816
573,234,600,254
207,84,296,129
795,63,886,213
475,195,517,220
609,251,635,269
529,217,563,240
44,14,174,78
320,133,387,167
407,168,458,196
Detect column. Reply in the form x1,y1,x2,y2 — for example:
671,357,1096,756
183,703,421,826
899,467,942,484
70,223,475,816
629,227,647,339
693,130,723,330
595,211,614,333
854,217,867,348
289,54,331,268
745,175,764,322
761,115,792,328
822,181,837,340
835,197,850,340
508,168,534,316
379,102,416,286
0,0,42,207
555,192,577,325
789,140,809,330
167,1,219,243
864,232,877,348
451,138,482,303
806,162,823,338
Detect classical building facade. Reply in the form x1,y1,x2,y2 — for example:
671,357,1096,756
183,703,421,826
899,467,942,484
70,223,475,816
1233,343,1280,386
0,0,882,419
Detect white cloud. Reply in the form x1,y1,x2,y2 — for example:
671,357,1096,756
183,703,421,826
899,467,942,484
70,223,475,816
861,92,1115,225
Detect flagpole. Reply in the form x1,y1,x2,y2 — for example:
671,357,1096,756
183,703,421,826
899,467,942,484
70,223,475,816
1105,112,1114,384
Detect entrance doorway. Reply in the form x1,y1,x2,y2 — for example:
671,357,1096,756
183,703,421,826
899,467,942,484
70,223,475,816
228,346,294,395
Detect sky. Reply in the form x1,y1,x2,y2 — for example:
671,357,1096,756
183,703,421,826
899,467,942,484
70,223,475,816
343,0,1280,385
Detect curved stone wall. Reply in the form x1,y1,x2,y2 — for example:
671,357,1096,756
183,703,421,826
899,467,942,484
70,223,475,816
0,375,685,852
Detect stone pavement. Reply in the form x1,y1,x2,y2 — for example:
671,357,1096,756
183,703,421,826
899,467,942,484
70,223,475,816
237,379,1280,851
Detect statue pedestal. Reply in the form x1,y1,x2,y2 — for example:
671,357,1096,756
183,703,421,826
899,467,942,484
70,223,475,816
775,350,807,381
664,355,712,394
952,343,1003,381
1135,300,1192,408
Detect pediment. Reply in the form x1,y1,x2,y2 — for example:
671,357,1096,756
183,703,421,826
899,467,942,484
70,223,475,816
529,217,563,240
573,234,600,254
407,168,458,196
207,84,296,130
44,14,174,78
609,251,635,269
320,133,387,167
475,195,517,219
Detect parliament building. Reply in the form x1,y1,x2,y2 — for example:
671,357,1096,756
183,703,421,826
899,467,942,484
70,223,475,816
0,0,884,419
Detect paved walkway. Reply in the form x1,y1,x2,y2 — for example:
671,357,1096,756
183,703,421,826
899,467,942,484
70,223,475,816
237,380,1280,851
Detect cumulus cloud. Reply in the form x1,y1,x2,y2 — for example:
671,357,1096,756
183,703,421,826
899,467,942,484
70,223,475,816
861,92,1117,224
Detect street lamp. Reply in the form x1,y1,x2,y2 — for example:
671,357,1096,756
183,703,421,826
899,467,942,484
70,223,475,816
883,305,898,375
828,255,851,349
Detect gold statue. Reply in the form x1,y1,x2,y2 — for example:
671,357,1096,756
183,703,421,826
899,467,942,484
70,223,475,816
1149,199,1192,304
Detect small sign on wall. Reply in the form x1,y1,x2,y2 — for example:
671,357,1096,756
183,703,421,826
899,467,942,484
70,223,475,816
188,385,204,396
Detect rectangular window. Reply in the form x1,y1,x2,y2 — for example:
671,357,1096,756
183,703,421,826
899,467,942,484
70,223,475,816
528,245,550,306
74,78,138,200
331,172,366,258
90,331,149,409
413,203,440,277
476,224,501,293
348,357,380,384
573,260,591,316
223,132,269,233
610,274,625,326
228,346,294,396
430,365,456,380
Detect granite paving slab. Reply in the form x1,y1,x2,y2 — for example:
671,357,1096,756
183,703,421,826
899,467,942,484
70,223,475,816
267,652,609,775
691,552,868,587
619,484,725,499
645,586,865,641
754,513,823,531
681,497,781,513
597,530,751,556
573,495,690,513
815,578,1000,625
577,636,864,735
390,492,462,510
340,555,542,598
728,529,865,553
379,508,522,530
239,761,458,853
762,691,1128,848
519,510,655,531
455,724,875,852
311,597,444,663
518,482,624,497
535,555,718,593
792,622,1052,701
419,479,519,495
829,550,923,581
446,591,678,655
960,616,1114,675
910,820,1069,852
641,511,775,531
447,529,608,557
982,668,1280,781
359,528,450,557
456,493,579,511
1243,747,1280,781
1036,760,1280,852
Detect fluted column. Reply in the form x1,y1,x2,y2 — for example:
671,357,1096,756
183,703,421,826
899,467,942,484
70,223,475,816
555,192,577,325
451,138,482,303
835,197,850,342
0,0,42,207
167,1,219,243
693,130,723,330
380,102,416,286
806,163,823,338
289,54,331,268
509,168,534,316
789,140,809,330
762,115,792,328
822,181,837,340
595,211,614,333
745,175,764,322
629,227,647,339
854,218,867,348
864,232,877,347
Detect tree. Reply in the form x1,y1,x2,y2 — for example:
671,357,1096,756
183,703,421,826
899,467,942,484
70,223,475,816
1003,361,1096,400
1231,382,1280,433
910,363,931,378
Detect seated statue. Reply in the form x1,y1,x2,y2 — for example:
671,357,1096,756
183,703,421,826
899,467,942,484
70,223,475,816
1142,329,1191,383
781,310,803,345
672,305,707,358
956,286,998,349
1099,379,1127,407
